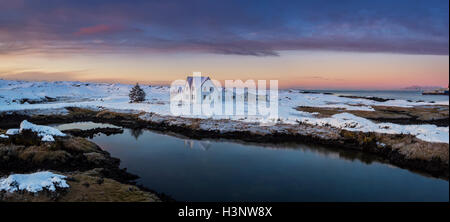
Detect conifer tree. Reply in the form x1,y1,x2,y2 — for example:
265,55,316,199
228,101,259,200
129,83,146,103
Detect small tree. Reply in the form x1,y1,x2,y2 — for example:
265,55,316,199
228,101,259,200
129,83,146,103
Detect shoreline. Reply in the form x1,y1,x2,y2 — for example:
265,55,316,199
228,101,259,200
1,107,448,180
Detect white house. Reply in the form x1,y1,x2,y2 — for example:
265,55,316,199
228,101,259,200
183,76,217,104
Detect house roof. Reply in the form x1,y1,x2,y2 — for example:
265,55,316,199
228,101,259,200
186,76,210,88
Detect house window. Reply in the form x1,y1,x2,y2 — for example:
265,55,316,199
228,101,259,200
203,95,206,100
210,87,214,92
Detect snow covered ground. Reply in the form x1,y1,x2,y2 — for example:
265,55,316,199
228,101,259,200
0,171,69,193
297,113,448,143
0,79,448,143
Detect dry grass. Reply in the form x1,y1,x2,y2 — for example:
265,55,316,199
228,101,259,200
17,147,72,165
60,137,100,153
188,118,202,130
339,129,449,164
60,171,160,202
96,110,138,120
297,105,449,124
378,135,449,163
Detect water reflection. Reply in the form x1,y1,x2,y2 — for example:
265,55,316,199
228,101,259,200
52,121,121,131
130,128,144,140
184,140,211,150
53,122,449,201
181,136,385,166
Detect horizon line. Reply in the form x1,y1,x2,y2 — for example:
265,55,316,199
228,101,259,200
1,77,448,91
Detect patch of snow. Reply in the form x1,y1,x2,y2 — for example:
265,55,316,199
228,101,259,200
139,113,166,124
5,120,66,142
20,120,66,138
6,129,19,135
0,134,8,138
0,171,69,193
41,134,55,142
376,142,386,147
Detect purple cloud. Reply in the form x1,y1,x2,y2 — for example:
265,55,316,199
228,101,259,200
0,0,448,56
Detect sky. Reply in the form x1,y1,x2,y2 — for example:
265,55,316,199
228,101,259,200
0,0,448,89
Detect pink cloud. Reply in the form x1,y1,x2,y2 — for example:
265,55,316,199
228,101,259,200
75,24,120,35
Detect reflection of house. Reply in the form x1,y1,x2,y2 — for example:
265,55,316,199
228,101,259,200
183,76,217,104
184,140,211,150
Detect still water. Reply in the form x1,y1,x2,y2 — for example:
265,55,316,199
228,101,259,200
304,90,449,103
55,122,449,202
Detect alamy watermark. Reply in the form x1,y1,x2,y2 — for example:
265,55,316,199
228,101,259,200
170,72,278,125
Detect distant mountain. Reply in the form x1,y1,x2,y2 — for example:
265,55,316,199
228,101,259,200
403,85,443,91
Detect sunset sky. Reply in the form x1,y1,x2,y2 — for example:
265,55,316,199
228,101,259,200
0,0,448,89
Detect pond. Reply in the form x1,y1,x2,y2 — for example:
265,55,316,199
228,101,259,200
54,122,449,202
